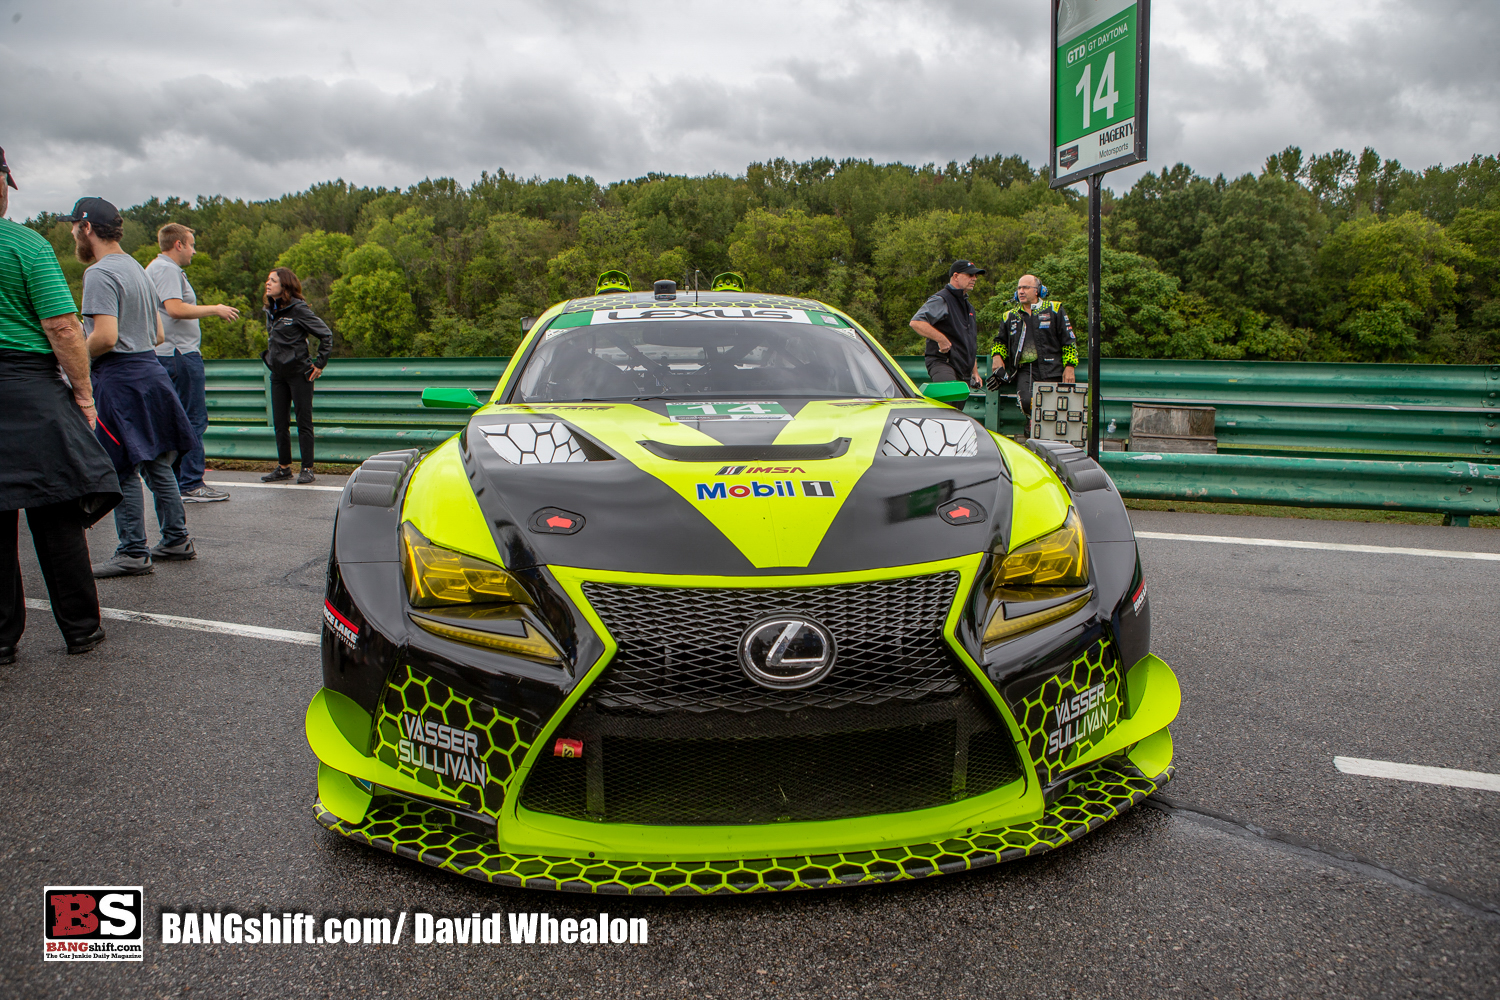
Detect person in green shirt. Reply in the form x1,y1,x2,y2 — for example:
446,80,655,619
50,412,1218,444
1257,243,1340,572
0,148,120,664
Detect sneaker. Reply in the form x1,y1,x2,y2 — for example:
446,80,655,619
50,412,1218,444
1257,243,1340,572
65,628,107,655
297,468,316,484
181,485,230,503
261,466,294,482
92,554,154,578
150,538,197,561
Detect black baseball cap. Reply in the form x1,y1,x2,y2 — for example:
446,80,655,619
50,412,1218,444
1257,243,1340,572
66,197,122,227
0,147,16,190
950,259,986,276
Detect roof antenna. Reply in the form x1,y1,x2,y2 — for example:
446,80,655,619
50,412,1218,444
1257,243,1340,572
694,269,703,304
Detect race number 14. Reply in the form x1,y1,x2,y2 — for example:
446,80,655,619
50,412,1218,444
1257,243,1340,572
1075,52,1120,131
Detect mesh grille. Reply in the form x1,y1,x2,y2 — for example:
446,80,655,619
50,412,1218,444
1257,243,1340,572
521,686,1023,825
581,573,962,714
520,572,1024,826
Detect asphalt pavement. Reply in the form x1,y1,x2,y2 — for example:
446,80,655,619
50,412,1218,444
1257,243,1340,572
1,473,1495,999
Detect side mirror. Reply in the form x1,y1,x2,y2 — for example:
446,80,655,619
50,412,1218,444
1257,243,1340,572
421,386,482,409
921,380,972,404
520,316,536,333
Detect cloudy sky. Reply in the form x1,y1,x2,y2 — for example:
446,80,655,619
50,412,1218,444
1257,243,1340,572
2,0,1497,219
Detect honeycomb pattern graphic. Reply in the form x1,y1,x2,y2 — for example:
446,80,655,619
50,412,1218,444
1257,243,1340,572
479,422,588,465
881,418,979,458
372,664,534,817
315,755,1171,895
1015,639,1123,788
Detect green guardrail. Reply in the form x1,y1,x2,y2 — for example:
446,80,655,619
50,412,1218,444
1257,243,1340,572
201,356,1500,521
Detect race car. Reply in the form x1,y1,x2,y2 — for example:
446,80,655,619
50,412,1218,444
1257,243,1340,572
305,280,1180,895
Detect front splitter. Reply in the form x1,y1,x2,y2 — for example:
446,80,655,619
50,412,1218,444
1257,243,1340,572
314,756,1172,895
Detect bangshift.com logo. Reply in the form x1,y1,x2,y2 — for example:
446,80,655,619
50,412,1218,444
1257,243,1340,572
44,886,144,961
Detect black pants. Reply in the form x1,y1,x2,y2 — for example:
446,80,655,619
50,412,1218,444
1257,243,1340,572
0,503,101,647
924,357,973,410
270,367,316,468
1016,367,1063,419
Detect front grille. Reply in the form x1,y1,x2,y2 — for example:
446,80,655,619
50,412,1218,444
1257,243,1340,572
520,686,1023,825
519,573,1025,825
581,573,962,713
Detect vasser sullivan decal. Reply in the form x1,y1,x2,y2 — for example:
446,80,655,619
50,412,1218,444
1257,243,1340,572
695,480,836,500
397,713,488,784
323,601,359,649
1049,682,1111,756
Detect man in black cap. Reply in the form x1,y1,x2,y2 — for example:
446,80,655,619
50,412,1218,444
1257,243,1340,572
0,150,120,664
70,196,198,578
909,260,984,405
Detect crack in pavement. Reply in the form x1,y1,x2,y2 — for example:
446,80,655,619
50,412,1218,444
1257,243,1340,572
1146,794,1500,924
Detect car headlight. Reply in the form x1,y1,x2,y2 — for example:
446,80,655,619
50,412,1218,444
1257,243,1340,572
983,509,1092,645
400,522,561,663
401,521,530,607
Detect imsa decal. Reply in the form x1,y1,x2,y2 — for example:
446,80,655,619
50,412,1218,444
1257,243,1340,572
695,480,836,500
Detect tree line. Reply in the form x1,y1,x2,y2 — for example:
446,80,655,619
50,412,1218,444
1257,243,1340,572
25,146,1500,364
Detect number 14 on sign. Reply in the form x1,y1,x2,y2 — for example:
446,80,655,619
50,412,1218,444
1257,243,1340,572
1075,52,1120,130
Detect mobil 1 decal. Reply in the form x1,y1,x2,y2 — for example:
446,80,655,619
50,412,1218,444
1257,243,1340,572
372,664,532,816
1017,639,1124,786
695,479,837,500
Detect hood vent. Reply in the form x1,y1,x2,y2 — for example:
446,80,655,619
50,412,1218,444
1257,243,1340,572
480,422,591,465
881,418,979,458
637,438,851,462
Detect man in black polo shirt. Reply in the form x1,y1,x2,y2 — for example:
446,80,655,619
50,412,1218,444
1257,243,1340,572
909,260,984,405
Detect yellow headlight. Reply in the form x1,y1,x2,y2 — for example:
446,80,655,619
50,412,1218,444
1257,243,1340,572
994,508,1089,589
401,522,530,608
983,510,1091,646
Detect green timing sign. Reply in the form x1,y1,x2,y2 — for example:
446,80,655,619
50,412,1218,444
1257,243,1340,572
1051,0,1150,187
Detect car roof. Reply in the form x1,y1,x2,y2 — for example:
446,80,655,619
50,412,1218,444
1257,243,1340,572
558,291,834,315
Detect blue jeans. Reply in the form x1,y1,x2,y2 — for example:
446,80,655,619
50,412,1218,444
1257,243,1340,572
158,350,207,491
113,451,189,559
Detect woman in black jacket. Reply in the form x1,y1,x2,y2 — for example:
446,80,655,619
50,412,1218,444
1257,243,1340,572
260,267,333,484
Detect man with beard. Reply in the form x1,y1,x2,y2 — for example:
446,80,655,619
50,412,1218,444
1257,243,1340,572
0,151,119,663
70,197,199,578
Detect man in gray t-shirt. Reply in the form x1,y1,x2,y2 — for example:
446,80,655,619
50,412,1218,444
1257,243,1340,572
146,223,239,500
71,196,198,578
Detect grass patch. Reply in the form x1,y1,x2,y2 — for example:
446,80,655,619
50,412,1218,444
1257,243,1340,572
1123,498,1498,529
206,459,359,475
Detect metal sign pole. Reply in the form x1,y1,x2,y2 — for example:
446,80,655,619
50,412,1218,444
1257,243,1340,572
1050,0,1150,460
1087,175,1102,460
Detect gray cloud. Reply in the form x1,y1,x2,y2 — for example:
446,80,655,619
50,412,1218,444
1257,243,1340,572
0,0,1495,219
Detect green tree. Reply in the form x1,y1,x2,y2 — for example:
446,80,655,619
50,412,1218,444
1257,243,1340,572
1317,212,1466,360
1026,239,1184,358
329,244,419,355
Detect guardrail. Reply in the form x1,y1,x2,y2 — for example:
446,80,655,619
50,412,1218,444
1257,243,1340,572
202,356,1500,522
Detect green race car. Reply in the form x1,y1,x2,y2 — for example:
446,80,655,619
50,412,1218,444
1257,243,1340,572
306,284,1180,895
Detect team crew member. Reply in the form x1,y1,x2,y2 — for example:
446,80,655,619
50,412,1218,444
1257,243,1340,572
0,151,119,662
909,260,985,404
259,268,332,484
147,223,240,502
72,197,199,578
988,274,1078,419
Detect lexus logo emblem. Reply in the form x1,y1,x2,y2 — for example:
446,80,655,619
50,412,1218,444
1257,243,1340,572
738,616,836,690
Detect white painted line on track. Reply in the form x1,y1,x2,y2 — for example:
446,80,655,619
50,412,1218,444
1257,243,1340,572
1135,531,1500,562
24,598,319,646
204,479,344,493
1335,756,1500,792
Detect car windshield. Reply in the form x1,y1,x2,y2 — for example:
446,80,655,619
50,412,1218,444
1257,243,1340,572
512,315,905,402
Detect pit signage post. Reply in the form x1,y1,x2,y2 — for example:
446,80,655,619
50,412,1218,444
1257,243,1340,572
1050,0,1150,459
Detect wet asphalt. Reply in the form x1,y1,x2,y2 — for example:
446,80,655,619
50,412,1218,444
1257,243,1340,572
0,473,1495,999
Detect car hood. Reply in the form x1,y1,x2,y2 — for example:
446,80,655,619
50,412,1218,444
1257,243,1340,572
436,396,1013,578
